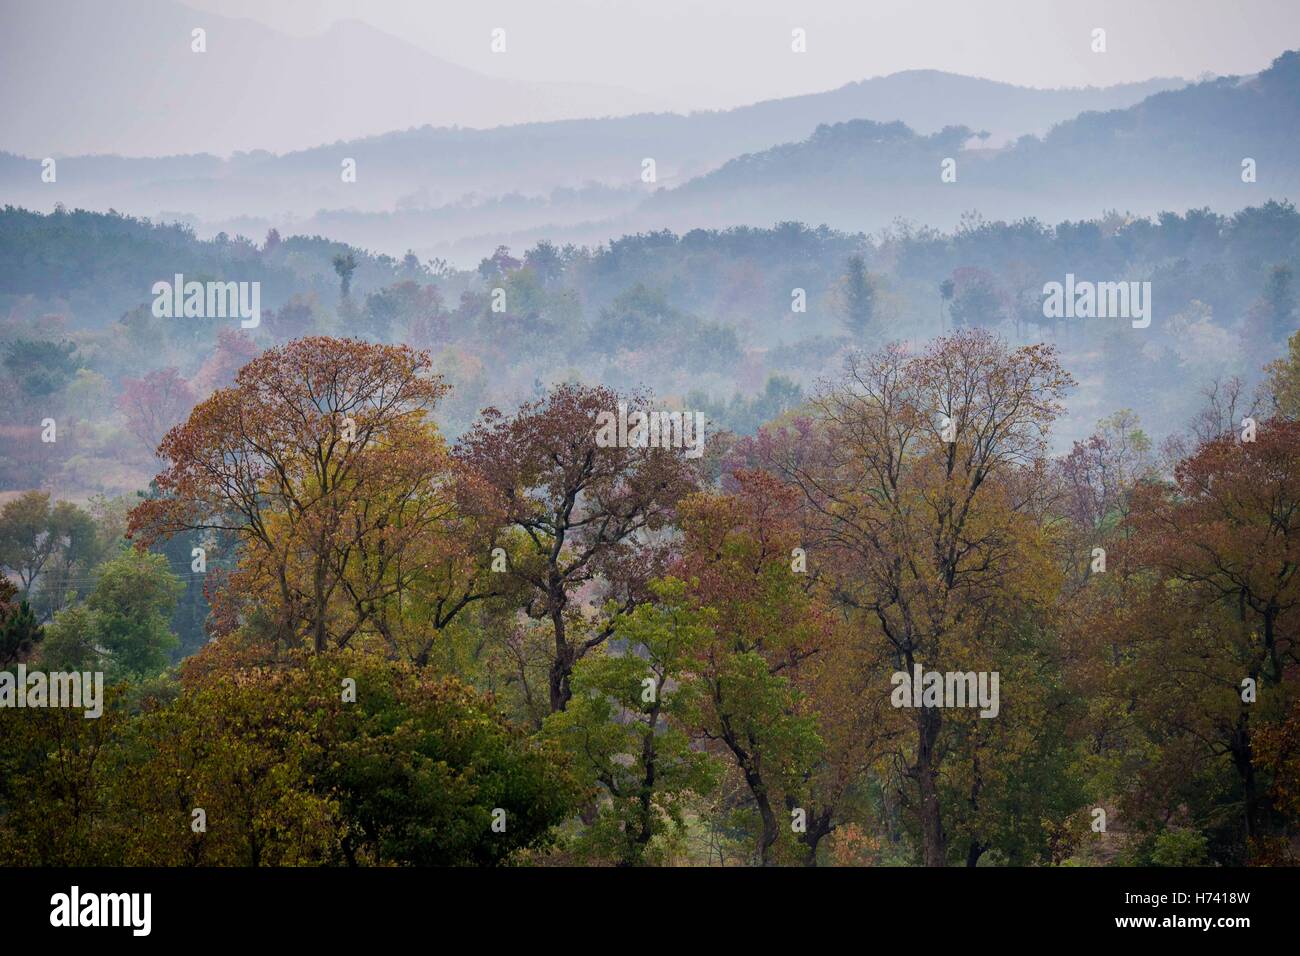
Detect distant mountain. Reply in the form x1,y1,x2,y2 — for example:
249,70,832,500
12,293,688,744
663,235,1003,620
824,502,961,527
0,4,1184,261
641,52,1300,236
0,0,651,157
706,68,1188,150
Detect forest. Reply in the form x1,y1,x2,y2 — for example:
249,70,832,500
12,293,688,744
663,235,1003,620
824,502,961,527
3,197,1297,497
2,315,1298,866
2,6,1298,874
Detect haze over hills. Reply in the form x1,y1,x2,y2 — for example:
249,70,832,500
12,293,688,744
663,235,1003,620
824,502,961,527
4,0,1294,270
0,62,1185,265
639,51,1300,238
5,1,1300,885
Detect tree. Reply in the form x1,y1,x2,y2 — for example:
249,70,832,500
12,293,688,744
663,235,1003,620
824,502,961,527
1265,328,1300,419
86,550,182,678
1125,418,1300,846
0,578,42,667
1188,376,1260,446
545,578,719,865
672,471,834,865
524,240,564,284
191,328,259,394
129,337,487,659
1060,410,1153,534
39,603,100,671
458,383,698,714
938,278,954,333
3,338,82,397
361,281,447,343
838,254,877,337
0,641,581,866
0,490,58,592
271,294,320,342
1057,410,1154,591
0,493,104,620
26,544,184,677
332,252,358,300
760,330,1073,865
589,284,684,354
477,245,520,282
32,500,103,620
0,684,128,865
1255,696,1300,862
1251,264,1296,342
118,368,196,457
946,268,1005,328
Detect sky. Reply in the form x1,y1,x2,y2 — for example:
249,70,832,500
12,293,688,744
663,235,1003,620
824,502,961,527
4,0,1299,157
182,0,1300,111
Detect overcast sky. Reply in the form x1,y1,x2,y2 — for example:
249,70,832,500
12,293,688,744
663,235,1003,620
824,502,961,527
183,0,1300,110
4,0,1298,157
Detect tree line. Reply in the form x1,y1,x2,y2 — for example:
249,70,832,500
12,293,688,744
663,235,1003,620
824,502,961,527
1,328,1298,866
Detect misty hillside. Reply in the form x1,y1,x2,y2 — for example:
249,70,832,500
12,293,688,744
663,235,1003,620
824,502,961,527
0,31,1182,265
4,0,1300,887
4,198,1296,499
644,52,1300,236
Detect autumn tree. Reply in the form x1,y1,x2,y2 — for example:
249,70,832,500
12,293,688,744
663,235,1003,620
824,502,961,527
191,328,259,395
130,337,491,657
1255,696,1300,863
118,367,196,457
1124,418,1300,846
671,471,845,865
121,642,579,866
759,330,1073,865
1265,328,1300,419
1057,410,1154,591
0,687,128,866
1,642,580,866
458,383,697,714
1187,375,1261,447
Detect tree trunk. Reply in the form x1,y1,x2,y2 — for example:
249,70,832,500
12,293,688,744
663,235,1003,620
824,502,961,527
312,563,328,653
548,613,573,712
746,766,781,866
915,705,948,866
546,572,575,711
631,728,658,862
1230,712,1260,841
797,806,834,866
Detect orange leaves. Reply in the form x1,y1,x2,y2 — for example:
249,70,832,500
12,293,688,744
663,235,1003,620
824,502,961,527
127,337,464,653
676,470,817,657
1131,417,1300,672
